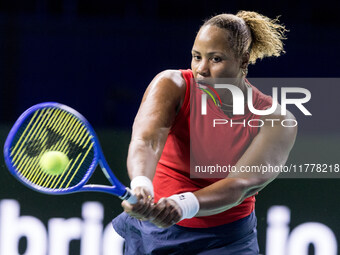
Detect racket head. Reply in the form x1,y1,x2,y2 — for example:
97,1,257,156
4,102,100,195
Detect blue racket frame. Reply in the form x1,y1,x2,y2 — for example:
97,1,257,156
4,102,136,203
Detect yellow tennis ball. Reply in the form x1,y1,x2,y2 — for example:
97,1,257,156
39,151,69,175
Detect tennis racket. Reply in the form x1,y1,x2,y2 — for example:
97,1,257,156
3,102,137,204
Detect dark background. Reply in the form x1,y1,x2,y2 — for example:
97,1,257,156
0,0,339,254
0,0,339,129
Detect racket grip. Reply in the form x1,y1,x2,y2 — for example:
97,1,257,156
120,188,138,204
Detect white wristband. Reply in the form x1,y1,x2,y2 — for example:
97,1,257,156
130,176,154,197
168,192,200,221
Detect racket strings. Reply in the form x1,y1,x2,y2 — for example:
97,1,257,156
18,109,66,176
11,108,50,162
19,109,64,183
51,124,93,189
28,110,91,188
14,108,68,182
34,112,80,188
9,107,95,190
13,108,61,176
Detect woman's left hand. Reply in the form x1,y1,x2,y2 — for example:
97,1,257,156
148,197,182,228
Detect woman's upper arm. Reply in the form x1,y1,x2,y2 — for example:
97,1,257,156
230,106,298,184
132,70,187,143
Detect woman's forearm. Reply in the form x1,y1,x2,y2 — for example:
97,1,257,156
194,177,260,216
193,110,297,217
127,138,161,180
126,71,185,182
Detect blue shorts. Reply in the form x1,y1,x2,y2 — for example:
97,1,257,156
112,211,259,255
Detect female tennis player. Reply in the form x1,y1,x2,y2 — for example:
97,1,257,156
113,11,297,254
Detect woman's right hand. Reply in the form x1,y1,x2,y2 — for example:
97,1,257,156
121,186,154,221
121,188,182,228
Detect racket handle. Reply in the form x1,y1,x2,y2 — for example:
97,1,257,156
120,188,138,204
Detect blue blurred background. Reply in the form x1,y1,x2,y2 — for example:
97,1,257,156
0,0,339,128
0,1,339,254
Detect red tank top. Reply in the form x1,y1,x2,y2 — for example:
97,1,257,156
153,69,273,228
